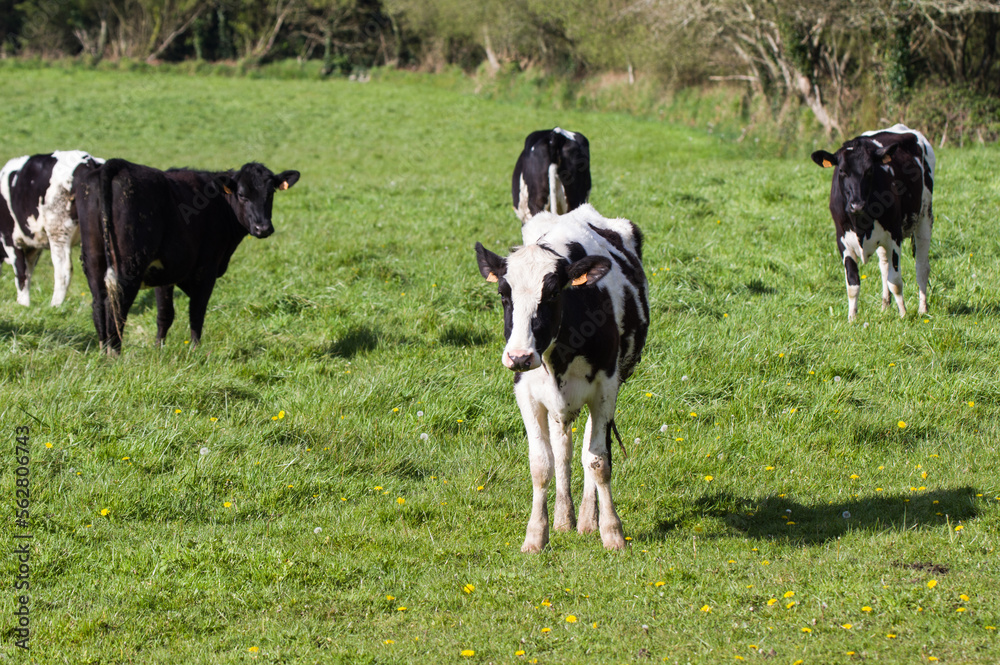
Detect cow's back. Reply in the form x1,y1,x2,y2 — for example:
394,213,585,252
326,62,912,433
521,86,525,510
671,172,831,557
861,124,935,215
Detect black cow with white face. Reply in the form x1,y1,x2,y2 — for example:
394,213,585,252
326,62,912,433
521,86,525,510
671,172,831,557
0,151,104,306
811,124,935,321
512,128,591,224
74,158,299,355
476,203,648,552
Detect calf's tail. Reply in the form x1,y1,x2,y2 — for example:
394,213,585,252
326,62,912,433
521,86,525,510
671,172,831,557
96,162,123,332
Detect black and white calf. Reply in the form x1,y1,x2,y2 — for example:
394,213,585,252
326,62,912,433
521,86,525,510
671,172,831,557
811,124,935,321
73,158,299,354
0,150,104,306
476,204,648,552
511,128,591,224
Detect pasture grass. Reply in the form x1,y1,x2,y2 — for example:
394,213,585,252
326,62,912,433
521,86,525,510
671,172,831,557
1,65,999,663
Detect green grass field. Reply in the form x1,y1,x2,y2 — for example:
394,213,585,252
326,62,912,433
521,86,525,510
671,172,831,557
1,64,999,664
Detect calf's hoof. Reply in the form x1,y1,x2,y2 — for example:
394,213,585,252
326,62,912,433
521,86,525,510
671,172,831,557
521,539,547,553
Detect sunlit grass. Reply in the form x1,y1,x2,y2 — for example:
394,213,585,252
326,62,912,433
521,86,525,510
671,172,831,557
0,64,998,663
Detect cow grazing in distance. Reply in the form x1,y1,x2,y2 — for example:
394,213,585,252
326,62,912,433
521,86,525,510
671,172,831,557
476,203,648,552
512,128,591,224
74,158,299,355
811,124,935,321
0,150,105,306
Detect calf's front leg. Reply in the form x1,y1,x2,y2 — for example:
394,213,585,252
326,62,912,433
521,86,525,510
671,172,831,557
844,255,860,322
580,392,626,550
516,385,553,552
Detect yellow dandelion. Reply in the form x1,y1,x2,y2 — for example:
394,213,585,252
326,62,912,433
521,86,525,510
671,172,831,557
392,407,399,413
784,591,795,598
384,640,394,645
224,501,232,508
700,605,711,613
850,474,859,479
515,651,526,656
655,581,666,587
761,560,770,566
786,601,796,609
955,525,964,531
100,508,109,516
765,465,774,470
645,392,652,397
968,401,975,407
898,420,907,429
793,661,803,665
689,412,697,417
45,442,53,449
386,595,395,601
566,615,578,623
396,497,405,505
929,658,939,662
541,627,551,633
174,409,182,414
767,599,777,606
541,599,552,607
460,649,475,657
477,485,484,491
801,627,811,633
887,634,897,639
927,580,938,589
463,584,475,594
248,646,259,653
957,607,967,612
704,475,714,482
397,606,407,612
278,410,286,419
374,486,383,490
960,594,970,601
210,417,218,422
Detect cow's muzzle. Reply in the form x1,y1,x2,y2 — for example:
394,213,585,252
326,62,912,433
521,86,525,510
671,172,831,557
251,224,274,238
503,349,540,372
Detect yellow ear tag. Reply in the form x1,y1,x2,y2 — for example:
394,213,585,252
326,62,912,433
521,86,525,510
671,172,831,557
486,273,498,283
882,154,892,164
223,186,233,195
571,274,588,286
822,160,833,168
279,181,289,191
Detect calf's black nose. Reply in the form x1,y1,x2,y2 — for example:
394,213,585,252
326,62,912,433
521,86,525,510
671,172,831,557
507,353,534,371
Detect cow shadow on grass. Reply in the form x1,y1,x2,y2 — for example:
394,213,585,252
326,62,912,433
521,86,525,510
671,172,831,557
946,301,1000,317
641,486,980,545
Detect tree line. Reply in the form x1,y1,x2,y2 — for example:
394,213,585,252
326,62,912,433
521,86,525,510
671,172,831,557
2,0,998,139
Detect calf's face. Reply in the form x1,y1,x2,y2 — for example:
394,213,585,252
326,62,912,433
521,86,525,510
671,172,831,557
476,242,610,372
222,163,300,238
812,141,897,218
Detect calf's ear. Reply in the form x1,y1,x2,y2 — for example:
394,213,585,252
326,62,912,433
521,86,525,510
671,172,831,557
567,255,611,287
811,150,837,168
876,143,898,164
274,170,300,191
475,242,505,283
218,174,237,195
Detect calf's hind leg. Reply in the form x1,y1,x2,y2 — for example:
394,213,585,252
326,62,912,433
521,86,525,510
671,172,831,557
155,286,175,346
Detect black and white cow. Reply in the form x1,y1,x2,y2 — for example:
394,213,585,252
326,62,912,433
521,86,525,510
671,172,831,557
511,128,591,224
811,123,935,321
73,158,299,355
0,150,104,306
476,203,648,552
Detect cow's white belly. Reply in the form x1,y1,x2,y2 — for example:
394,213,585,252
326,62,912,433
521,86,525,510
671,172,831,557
841,221,895,264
